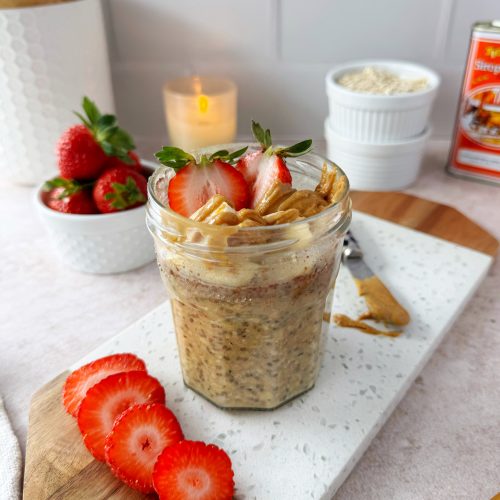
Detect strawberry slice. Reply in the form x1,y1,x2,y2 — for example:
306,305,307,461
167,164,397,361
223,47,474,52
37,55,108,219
63,353,147,418
155,146,249,217
105,403,184,493
236,150,292,209
153,440,234,500
77,371,165,461
236,121,312,208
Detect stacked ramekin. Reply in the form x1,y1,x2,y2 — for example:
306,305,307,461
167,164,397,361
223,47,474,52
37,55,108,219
325,60,440,190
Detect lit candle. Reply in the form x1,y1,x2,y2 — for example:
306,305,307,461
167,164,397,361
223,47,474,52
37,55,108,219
163,76,237,151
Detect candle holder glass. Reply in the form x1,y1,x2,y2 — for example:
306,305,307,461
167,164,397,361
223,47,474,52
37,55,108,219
163,76,237,151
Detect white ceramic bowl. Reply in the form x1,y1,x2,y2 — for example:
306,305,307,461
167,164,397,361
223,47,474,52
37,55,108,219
34,160,157,274
326,60,440,142
325,118,430,191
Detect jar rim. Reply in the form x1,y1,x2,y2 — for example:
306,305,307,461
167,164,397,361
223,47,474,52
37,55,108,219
147,143,351,238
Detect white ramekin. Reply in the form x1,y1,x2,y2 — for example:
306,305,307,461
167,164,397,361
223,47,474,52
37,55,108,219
326,60,440,142
34,160,157,274
325,118,430,191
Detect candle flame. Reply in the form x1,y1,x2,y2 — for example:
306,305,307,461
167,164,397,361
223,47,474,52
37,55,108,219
192,76,208,113
198,94,208,113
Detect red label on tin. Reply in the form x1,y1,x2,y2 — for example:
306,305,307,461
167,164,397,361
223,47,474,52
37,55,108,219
449,30,500,183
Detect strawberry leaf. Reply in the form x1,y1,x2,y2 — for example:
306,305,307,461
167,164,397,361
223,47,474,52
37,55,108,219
43,177,92,198
209,149,230,160
155,147,195,172
264,129,272,149
74,111,92,130
250,120,312,158
82,96,101,124
252,121,272,150
274,139,312,158
209,146,248,164
104,177,146,210
226,146,248,163
97,114,116,129
111,129,135,150
99,142,115,156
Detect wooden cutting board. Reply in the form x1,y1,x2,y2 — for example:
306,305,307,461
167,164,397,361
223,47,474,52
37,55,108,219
23,192,498,499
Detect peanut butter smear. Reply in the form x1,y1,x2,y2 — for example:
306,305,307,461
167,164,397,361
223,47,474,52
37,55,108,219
332,314,402,338
355,276,410,326
190,162,344,227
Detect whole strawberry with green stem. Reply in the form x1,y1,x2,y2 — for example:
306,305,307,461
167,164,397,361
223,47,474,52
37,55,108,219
154,146,249,217
57,97,137,180
93,167,147,213
44,177,97,214
236,121,312,208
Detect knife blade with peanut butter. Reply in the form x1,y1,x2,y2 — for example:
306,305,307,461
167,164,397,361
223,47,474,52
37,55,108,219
335,230,410,337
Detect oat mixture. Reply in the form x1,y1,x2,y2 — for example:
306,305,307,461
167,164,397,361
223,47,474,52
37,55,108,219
155,163,347,409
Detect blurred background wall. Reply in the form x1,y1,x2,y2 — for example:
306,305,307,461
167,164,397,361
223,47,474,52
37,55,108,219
102,0,497,147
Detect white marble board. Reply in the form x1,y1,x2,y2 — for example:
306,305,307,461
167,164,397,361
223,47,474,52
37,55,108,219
73,211,493,500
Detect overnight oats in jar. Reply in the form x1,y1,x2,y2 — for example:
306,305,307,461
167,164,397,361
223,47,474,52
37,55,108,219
146,124,351,410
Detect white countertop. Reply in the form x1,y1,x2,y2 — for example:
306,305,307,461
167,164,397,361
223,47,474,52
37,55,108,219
1,141,499,498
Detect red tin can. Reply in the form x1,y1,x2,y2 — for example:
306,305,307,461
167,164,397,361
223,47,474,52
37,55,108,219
447,21,500,185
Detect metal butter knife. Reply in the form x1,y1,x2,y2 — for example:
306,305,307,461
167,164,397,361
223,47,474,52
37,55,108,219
342,230,374,280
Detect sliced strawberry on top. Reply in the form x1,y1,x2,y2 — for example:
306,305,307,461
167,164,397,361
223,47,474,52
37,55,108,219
236,150,292,209
236,121,312,208
63,353,147,418
77,371,165,461
153,440,235,500
155,146,249,217
105,403,184,493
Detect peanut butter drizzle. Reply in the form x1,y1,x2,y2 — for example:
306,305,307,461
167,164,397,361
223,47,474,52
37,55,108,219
263,209,302,225
332,314,402,338
190,162,345,227
354,276,410,326
316,163,336,199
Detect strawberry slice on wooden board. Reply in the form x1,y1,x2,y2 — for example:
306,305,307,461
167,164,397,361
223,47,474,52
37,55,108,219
155,146,249,217
63,353,147,418
236,121,312,208
152,440,235,500
77,371,165,461
105,403,184,493
58,97,137,181
92,166,147,213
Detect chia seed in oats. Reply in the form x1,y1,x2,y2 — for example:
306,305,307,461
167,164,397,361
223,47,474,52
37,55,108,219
159,255,336,409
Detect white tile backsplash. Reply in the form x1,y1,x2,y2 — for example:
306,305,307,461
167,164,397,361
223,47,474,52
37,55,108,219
279,0,445,64
104,0,500,144
107,0,275,63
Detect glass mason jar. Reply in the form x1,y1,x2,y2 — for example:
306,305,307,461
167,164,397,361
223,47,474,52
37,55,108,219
146,145,351,410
